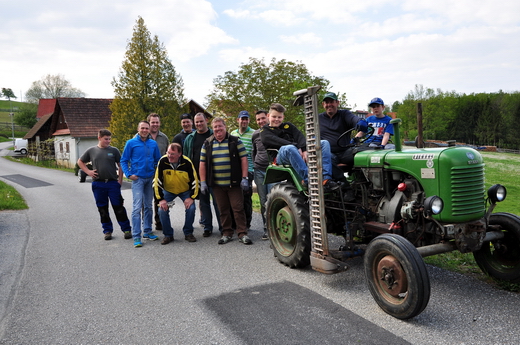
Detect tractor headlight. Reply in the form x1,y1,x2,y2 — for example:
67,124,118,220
488,184,507,203
424,196,443,216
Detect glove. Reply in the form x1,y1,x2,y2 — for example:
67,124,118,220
355,119,368,133
200,181,208,195
240,177,249,192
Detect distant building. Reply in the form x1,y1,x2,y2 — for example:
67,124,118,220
24,98,210,168
24,98,113,168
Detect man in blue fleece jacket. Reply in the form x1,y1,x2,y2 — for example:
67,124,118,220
121,120,161,247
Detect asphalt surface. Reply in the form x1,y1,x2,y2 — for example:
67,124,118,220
1,141,520,345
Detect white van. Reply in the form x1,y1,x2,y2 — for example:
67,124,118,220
14,138,28,155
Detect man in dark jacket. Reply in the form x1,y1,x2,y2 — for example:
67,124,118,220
172,113,194,148
251,110,271,240
199,117,252,245
183,113,222,237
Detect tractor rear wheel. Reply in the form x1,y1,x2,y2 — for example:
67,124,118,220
266,182,310,268
474,212,520,283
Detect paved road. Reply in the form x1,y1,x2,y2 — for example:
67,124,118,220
1,141,520,344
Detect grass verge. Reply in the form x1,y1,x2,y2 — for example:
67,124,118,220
0,180,28,210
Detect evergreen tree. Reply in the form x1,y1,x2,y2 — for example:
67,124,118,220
109,16,186,150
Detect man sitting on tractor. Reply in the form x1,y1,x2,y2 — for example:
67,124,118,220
260,103,339,191
319,92,368,172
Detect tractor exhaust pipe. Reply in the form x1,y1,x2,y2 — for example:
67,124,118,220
390,118,402,152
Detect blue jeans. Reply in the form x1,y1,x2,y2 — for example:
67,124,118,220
131,176,154,238
159,190,195,237
277,140,333,183
254,169,272,231
199,187,222,232
91,180,131,234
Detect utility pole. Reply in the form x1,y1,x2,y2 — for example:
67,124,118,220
10,99,15,146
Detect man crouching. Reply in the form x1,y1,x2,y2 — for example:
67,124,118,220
154,143,199,244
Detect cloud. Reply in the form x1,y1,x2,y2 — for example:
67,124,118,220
223,9,251,18
280,32,323,46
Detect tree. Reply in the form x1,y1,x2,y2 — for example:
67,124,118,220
14,103,38,128
109,16,186,150
1,87,16,100
206,58,336,130
25,74,85,103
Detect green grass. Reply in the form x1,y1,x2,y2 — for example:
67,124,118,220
0,180,28,210
0,100,30,139
4,156,74,172
0,99,25,120
481,152,520,215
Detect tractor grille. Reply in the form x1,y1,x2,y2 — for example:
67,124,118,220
450,165,485,216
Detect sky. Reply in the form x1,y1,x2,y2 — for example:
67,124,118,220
1,0,519,111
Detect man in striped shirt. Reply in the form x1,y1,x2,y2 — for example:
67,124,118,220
199,117,252,245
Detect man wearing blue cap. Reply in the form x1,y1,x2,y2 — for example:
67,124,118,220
353,97,395,149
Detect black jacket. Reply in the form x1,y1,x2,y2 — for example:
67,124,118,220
260,122,306,160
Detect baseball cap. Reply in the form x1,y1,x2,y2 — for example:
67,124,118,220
322,92,338,101
238,110,250,118
180,113,192,120
369,97,384,107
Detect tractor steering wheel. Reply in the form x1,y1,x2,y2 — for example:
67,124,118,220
337,126,374,149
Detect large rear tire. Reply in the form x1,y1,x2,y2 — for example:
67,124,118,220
474,212,520,283
364,234,431,319
266,183,310,268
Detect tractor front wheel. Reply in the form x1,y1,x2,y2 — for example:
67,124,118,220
364,234,431,319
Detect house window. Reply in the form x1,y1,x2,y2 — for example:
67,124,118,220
66,142,70,153
59,142,63,153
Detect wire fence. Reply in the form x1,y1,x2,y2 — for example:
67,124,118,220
0,122,29,131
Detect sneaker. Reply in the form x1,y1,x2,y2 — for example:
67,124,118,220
323,179,340,191
262,232,269,240
161,236,173,245
218,236,232,245
203,230,212,237
124,231,132,239
104,233,113,241
185,234,197,242
143,233,158,241
238,235,253,245
134,238,143,247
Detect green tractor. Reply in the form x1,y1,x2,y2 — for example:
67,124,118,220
264,86,520,319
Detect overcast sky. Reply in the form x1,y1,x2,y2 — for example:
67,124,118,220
1,0,519,111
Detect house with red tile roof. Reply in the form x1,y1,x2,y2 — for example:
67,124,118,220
36,99,56,119
24,97,209,168
25,98,113,168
